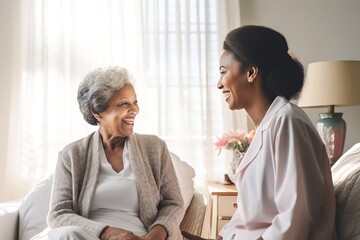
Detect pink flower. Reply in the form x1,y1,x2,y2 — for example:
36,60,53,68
214,129,255,156
214,135,229,150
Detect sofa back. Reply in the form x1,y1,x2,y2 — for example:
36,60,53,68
332,143,360,240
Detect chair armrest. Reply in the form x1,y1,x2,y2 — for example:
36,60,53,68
0,199,22,240
180,190,207,238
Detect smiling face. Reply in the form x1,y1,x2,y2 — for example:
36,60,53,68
217,51,255,110
97,84,139,138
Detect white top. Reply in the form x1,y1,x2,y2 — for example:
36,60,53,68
88,140,148,236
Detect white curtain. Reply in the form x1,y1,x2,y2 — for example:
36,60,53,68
3,0,244,200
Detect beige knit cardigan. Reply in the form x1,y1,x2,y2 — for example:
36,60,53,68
47,130,185,239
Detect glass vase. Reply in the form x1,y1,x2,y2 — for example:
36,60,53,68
227,152,244,184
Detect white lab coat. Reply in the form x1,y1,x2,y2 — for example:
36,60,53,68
219,96,336,240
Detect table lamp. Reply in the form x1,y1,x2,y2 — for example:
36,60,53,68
298,60,360,165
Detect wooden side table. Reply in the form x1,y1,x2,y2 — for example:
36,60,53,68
207,181,238,238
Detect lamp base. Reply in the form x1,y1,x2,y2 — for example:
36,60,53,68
316,112,346,165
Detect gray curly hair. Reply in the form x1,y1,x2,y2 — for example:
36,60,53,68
77,66,134,125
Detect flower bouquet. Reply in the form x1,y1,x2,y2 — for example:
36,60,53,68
214,129,255,183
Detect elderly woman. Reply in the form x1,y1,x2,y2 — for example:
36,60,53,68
33,66,184,240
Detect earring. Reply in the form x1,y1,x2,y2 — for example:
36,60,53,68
248,78,253,83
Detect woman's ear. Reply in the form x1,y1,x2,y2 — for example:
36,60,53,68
247,65,259,83
91,108,100,122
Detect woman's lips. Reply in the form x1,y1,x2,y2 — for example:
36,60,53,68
223,91,230,100
123,118,135,125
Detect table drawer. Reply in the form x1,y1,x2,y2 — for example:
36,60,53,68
218,195,237,217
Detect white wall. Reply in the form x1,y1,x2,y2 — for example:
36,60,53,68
239,0,360,152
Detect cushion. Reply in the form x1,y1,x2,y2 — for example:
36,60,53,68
170,152,196,210
18,174,53,240
18,152,194,240
332,143,360,240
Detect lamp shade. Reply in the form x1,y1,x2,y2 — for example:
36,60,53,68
298,60,360,107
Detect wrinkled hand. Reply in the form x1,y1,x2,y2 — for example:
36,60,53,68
100,227,144,240
142,225,167,240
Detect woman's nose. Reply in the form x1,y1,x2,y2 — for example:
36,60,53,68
130,104,139,115
217,78,223,89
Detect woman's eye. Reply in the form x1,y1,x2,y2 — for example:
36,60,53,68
118,101,138,107
119,102,129,107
